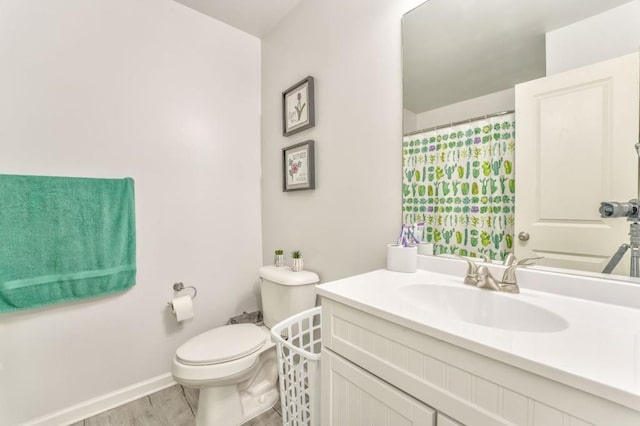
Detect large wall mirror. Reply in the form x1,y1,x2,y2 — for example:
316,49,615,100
402,0,640,278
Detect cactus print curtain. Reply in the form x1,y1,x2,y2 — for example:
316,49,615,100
402,113,515,261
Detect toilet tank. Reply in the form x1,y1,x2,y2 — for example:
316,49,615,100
258,266,320,328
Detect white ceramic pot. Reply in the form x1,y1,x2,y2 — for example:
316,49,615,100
274,254,285,267
291,258,304,272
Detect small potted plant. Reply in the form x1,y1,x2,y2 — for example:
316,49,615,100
291,250,303,272
274,249,285,267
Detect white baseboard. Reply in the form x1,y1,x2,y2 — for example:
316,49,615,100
23,373,176,426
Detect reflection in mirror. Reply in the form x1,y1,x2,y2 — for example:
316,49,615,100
402,0,640,277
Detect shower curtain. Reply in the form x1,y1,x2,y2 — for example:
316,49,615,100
402,113,515,261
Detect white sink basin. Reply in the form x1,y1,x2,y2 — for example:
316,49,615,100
399,284,568,332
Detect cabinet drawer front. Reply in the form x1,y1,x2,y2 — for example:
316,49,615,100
321,298,640,426
322,348,435,426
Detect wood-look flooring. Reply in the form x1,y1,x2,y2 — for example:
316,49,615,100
69,384,282,426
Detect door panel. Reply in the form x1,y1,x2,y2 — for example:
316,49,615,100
515,53,639,273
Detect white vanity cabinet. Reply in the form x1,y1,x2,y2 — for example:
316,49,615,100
437,414,463,426
322,348,436,425
319,296,640,426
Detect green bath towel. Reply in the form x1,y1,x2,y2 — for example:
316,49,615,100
0,174,136,313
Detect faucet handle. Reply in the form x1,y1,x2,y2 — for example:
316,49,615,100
454,254,478,273
454,254,480,286
503,252,516,266
515,256,542,266
502,256,542,284
502,253,541,267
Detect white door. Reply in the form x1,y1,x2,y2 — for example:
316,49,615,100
515,53,639,274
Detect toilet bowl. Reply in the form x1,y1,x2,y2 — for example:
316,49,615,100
171,266,319,426
172,324,278,426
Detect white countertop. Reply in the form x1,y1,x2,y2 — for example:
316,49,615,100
316,261,640,411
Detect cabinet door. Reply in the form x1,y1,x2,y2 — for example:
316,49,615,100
437,413,464,426
321,348,435,426
515,52,639,273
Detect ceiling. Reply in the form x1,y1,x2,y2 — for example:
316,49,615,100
403,0,634,114
173,0,303,37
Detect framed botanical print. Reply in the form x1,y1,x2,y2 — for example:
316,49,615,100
282,76,315,136
282,140,315,192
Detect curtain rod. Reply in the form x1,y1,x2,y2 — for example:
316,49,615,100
403,110,515,137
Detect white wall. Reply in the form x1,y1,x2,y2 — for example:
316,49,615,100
261,0,424,283
403,108,418,134
546,0,640,75
0,1,261,425
414,88,515,133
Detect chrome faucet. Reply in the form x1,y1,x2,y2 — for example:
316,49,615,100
476,265,502,291
456,254,541,294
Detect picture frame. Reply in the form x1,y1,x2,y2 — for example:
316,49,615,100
282,76,315,136
282,140,315,192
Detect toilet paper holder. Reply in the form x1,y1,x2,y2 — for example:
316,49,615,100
167,282,197,307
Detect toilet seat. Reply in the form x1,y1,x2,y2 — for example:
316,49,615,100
172,325,275,387
176,324,268,366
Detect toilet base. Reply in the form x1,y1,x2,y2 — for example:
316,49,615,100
193,346,279,426
195,385,278,426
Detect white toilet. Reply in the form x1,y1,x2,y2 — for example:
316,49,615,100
171,266,319,426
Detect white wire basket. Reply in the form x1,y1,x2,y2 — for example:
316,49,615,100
270,306,322,426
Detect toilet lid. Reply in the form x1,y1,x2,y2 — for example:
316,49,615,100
176,324,268,366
